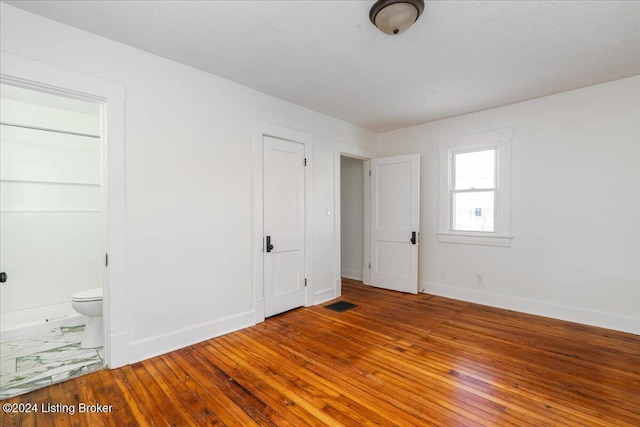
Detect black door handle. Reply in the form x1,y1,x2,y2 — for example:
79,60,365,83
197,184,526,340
410,232,416,245
0,272,6,283
266,236,274,253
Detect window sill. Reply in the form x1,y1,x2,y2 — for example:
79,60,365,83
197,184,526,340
437,232,513,247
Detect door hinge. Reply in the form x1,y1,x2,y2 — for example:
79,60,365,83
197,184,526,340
304,158,307,166
304,278,307,287
105,253,109,267
369,170,371,177
368,262,371,269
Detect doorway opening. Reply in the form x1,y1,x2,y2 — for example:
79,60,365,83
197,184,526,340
339,156,365,282
333,143,375,297
334,147,421,298
0,84,105,398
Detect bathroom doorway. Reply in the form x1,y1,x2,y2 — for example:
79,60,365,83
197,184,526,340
0,84,105,398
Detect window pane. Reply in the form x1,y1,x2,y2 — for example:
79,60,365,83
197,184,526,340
454,149,495,190
453,191,495,232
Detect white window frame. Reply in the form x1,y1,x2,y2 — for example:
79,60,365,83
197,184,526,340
438,128,513,247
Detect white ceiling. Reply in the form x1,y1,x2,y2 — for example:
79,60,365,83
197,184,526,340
5,0,640,133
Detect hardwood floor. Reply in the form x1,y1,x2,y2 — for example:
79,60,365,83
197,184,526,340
2,278,638,426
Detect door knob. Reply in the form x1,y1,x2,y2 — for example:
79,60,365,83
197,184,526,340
0,272,6,283
266,236,274,253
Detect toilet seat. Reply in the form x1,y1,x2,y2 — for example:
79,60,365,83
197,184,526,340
72,288,102,302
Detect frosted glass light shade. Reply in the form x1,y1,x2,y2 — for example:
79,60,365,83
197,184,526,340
370,0,424,35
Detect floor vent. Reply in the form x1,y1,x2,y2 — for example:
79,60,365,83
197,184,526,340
325,301,357,312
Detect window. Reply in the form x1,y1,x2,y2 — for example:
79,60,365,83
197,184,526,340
438,128,513,247
452,148,496,232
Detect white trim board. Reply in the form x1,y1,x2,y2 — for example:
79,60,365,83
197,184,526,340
341,268,363,281
314,287,338,306
422,281,640,335
128,310,255,364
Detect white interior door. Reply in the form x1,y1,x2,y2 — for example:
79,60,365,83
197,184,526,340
370,154,420,294
263,136,305,317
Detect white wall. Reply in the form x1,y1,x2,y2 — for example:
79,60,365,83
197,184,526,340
0,4,375,362
340,156,364,280
0,96,102,317
378,76,640,334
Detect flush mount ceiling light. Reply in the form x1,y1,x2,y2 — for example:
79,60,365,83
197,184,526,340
370,0,425,35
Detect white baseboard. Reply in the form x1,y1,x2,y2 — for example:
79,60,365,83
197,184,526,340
255,298,265,324
422,281,640,335
128,310,255,364
314,287,338,305
341,268,363,281
107,331,129,368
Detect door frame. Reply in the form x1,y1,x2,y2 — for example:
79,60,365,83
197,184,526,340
333,142,376,298
251,120,313,323
0,51,128,368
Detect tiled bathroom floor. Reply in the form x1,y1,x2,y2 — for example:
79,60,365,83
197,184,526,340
0,325,104,399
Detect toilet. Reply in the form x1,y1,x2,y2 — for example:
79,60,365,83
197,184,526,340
71,288,103,348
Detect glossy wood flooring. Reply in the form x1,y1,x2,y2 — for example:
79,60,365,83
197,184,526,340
2,278,639,426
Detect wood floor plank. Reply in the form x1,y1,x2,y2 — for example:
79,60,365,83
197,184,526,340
271,314,554,426
224,329,431,426
168,347,273,426
254,318,477,425
86,369,137,426
109,365,160,426
195,340,326,426
2,278,638,426
215,335,342,426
